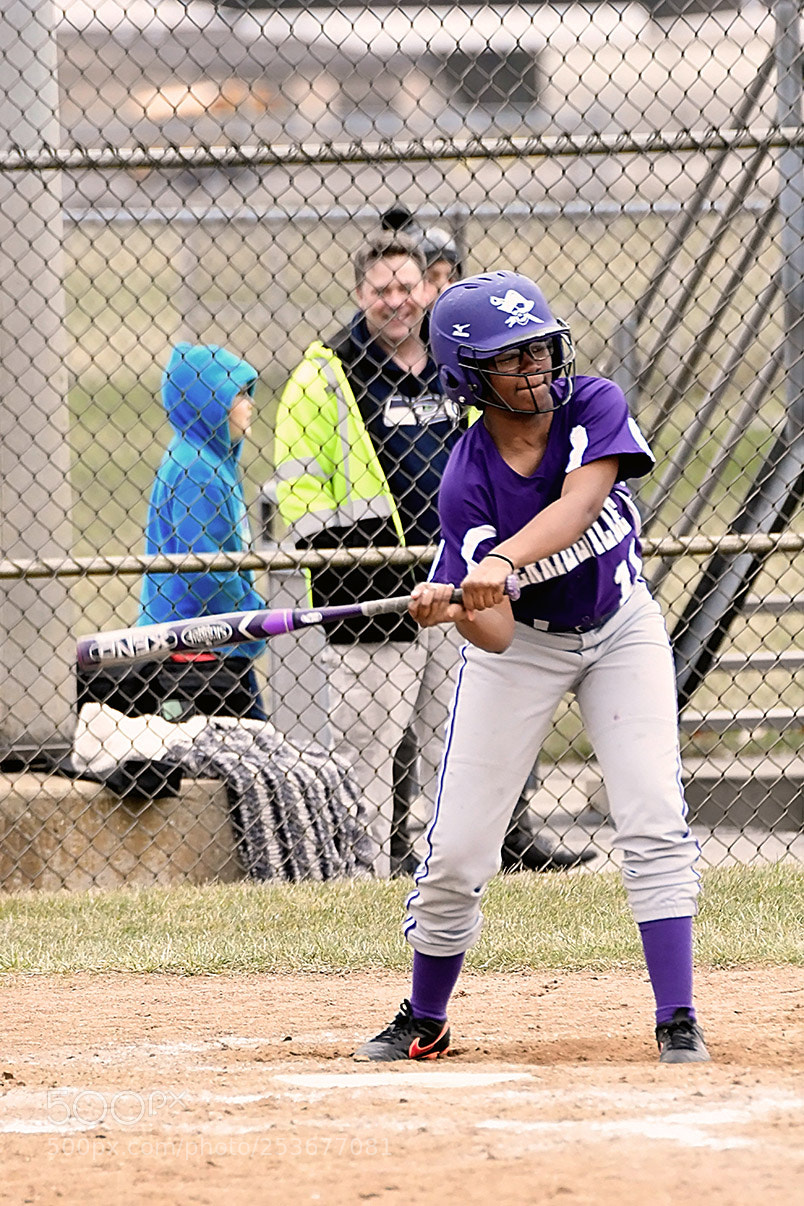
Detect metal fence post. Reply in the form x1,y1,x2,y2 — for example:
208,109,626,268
777,0,804,437
0,0,75,760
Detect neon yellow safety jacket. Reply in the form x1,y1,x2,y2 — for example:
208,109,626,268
273,340,405,547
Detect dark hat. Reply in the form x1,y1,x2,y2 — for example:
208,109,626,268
381,205,460,269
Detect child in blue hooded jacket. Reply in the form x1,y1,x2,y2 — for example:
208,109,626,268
138,343,267,720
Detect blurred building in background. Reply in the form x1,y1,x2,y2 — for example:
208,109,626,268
55,2,772,211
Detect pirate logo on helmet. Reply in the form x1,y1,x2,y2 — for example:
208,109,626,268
490,290,546,328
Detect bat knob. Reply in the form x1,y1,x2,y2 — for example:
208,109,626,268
505,574,521,601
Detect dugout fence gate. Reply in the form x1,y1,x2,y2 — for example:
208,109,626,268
0,0,803,887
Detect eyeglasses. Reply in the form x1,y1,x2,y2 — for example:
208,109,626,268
486,340,553,375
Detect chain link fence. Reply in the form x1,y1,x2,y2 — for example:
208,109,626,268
1,0,803,888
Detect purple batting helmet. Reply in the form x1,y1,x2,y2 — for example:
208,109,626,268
429,270,575,412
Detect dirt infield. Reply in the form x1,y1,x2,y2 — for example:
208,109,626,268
1,967,803,1205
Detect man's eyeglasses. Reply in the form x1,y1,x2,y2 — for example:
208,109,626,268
485,340,554,375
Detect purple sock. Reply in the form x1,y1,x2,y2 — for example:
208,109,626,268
638,916,696,1026
410,951,465,1021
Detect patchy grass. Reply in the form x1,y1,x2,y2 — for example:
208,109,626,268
0,865,801,976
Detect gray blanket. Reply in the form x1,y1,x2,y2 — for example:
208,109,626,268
162,721,374,882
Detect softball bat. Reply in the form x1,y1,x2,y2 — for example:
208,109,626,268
76,575,521,668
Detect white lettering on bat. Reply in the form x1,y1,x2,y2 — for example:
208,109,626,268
90,629,178,662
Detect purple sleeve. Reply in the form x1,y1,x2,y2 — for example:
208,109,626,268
569,378,655,480
430,442,496,585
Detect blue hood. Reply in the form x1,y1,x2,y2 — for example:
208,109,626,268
163,343,258,460
138,344,265,658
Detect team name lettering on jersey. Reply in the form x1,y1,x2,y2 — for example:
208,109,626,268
383,393,460,428
519,497,635,586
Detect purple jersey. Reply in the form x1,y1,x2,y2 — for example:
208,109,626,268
432,376,655,631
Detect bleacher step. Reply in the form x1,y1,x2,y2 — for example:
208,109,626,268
678,708,801,733
587,754,804,830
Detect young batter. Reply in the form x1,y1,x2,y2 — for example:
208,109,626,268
355,270,709,1065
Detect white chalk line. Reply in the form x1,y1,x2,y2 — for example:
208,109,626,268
0,1071,530,1136
1,1079,802,1154
476,1091,804,1152
275,1070,531,1090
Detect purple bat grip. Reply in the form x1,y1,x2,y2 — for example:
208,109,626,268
447,572,520,605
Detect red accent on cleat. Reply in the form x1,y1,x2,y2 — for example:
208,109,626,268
408,1026,449,1060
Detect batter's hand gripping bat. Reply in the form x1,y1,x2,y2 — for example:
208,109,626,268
76,575,521,668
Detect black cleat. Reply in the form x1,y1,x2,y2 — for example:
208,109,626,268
656,1009,711,1064
501,829,596,872
354,999,450,1062
389,851,421,879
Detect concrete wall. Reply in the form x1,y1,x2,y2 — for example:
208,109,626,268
0,774,243,891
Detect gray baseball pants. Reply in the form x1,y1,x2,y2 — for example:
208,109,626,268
404,582,701,954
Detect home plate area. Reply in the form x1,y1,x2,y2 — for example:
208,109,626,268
1,969,803,1205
